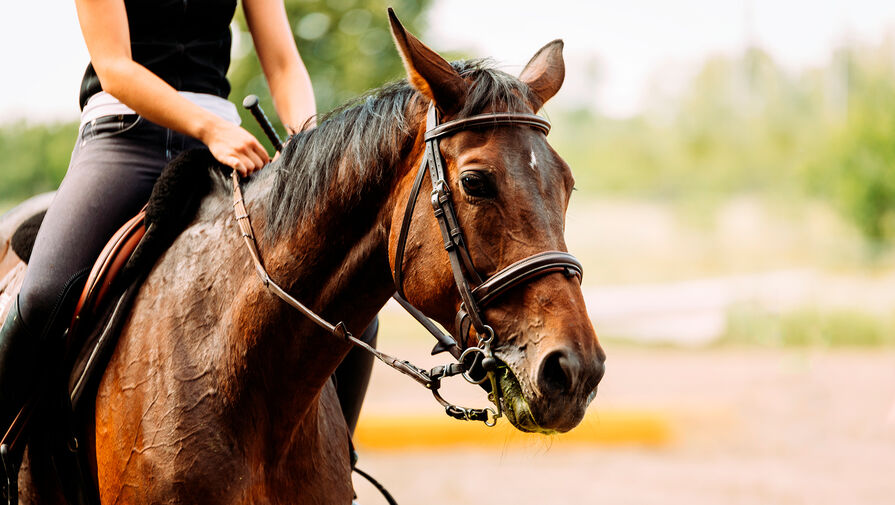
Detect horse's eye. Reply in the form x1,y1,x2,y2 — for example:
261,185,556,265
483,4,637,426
460,172,494,198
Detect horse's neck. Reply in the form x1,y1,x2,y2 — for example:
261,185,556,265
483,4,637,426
247,144,407,319
226,153,408,438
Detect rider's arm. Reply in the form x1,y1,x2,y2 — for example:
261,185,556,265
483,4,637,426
74,0,268,175
243,0,317,134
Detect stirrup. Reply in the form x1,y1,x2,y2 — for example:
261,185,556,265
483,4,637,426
0,443,19,505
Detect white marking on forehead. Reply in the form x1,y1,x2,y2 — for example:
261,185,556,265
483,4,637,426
529,150,537,171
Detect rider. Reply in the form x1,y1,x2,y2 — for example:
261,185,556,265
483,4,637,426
0,0,376,475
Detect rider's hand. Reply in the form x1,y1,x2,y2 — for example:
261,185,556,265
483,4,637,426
202,120,270,176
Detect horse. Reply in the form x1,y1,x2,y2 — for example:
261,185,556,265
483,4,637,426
5,10,605,504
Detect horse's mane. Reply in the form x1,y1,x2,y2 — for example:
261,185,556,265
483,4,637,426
264,59,538,239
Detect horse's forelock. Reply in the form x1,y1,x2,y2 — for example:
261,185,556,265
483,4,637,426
454,59,538,117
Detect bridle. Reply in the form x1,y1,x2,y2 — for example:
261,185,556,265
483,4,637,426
232,102,583,426
391,102,583,414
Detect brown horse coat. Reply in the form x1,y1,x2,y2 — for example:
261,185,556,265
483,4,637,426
9,11,604,504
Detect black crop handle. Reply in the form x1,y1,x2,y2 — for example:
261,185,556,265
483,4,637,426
242,94,284,153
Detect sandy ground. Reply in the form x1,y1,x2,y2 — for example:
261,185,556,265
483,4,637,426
352,347,895,505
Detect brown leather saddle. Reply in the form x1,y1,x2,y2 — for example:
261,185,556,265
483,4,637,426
69,210,146,338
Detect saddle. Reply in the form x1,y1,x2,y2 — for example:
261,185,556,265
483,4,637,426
0,149,219,505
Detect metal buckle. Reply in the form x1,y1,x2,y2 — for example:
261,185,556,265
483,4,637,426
477,325,494,346
483,407,499,427
430,179,448,209
459,346,489,385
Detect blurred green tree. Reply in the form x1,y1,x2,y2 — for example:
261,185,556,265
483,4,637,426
809,43,895,243
0,1,433,206
0,121,78,205
7,5,895,251
554,48,825,201
229,0,432,149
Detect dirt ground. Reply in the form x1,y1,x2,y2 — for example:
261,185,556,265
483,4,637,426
352,347,895,505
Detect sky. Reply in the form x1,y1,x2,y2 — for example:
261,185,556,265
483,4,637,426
2,0,895,123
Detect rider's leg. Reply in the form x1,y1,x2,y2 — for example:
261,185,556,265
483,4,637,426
18,117,194,335
1,116,202,433
335,316,378,434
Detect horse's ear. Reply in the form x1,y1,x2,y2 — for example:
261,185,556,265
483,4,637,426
388,8,467,115
519,39,565,110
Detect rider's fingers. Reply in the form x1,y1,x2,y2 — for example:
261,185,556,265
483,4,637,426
244,150,265,174
250,140,270,165
231,158,247,177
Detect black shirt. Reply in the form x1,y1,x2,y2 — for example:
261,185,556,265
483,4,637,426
79,0,238,109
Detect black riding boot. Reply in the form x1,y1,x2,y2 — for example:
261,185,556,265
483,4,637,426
335,317,378,435
0,297,38,504
0,297,39,430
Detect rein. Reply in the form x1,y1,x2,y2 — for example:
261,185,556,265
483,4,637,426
230,102,583,427
231,171,494,423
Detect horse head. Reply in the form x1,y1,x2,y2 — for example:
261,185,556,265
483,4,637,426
387,10,605,434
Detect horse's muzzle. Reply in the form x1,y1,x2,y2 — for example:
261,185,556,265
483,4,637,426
529,345,605,432
496,341,605,434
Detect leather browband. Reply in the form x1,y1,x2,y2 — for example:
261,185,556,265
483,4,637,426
424,112,551,141
393,107,554,300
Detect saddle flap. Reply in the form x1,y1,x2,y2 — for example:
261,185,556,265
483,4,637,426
68,210,146,335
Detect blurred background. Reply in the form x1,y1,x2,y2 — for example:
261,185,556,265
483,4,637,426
2,0,895,503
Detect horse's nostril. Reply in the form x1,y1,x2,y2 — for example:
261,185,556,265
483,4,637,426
538,349,578,396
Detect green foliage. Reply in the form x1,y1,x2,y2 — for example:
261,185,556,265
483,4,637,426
720,304,895,347
553,49,827,202
229,0,432,149
0,1,434,205
0,121,78,204
551,41,895,246
807,45,895,243
6,9,895,252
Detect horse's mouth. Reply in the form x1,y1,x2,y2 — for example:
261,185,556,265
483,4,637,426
495,363,557,435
